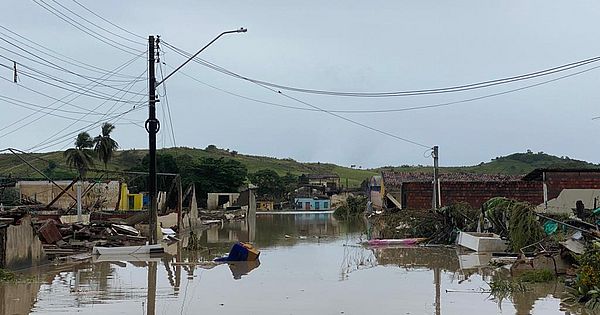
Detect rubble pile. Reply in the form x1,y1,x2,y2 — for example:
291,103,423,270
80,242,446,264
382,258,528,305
33,218,146,258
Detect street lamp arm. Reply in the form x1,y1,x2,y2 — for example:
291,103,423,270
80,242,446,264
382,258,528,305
156,27,247,87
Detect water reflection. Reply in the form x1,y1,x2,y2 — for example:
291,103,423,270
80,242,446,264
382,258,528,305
1,214,585,315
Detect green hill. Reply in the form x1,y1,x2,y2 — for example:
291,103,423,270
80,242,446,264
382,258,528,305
0,146,378,188
379,151,598,175
0,148,596,187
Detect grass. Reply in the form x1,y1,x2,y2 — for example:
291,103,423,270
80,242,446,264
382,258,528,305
0,269,17,282
518,269,556,283
1,149,598,187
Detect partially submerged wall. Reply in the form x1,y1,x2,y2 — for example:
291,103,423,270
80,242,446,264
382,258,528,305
0,216,46,269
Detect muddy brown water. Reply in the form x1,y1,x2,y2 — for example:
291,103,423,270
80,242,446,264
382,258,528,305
0,214,583,314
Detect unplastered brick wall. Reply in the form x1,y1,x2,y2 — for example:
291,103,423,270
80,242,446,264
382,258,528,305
545,172,600,200
402,181,543,210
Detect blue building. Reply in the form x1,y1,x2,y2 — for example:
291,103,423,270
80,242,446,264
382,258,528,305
294,197,331,210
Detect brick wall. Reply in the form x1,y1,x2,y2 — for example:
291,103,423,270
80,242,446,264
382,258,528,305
545,172,600,200
401,181,544,210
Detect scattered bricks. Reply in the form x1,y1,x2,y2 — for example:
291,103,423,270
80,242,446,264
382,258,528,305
37,220,62,244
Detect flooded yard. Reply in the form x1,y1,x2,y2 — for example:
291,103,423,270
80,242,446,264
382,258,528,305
1,214,578,314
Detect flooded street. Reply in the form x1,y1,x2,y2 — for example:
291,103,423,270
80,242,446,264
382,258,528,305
2,214,575,315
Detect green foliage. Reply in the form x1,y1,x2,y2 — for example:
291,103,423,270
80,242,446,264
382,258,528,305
508,203,544,252
93,122,119,168
441,202,480,232
518,269,556,283
0,269,17,282
489,277,528,304
249,169,298,201
565,244,600,310
334,195,367,220
64,132,95,178
0,187,19,206
176,155,248,207
484,197,543,252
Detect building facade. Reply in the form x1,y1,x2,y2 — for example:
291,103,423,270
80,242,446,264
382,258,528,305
294,197,331,210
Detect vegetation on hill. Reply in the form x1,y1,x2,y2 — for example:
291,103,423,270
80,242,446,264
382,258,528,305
380,150,598,175
0,147,597,189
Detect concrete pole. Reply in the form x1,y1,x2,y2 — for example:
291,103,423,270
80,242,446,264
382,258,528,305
432,146,440,210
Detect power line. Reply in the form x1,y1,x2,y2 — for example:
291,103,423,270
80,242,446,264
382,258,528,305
158,54,177,147
162,41,600,98
0,40,147,95
25,71,148,151
47,0,145,46
0,55,146,138
31,0,143,55
0,62,145,103
253,81,431,148
0,25,142,79
165,61,600,114
70,0,145,40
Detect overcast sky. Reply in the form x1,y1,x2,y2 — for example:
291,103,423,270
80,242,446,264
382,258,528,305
2,1,600,168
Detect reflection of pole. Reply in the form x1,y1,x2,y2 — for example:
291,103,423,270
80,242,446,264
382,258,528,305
147,262,157,315
434,267,441,315
175,241,182,292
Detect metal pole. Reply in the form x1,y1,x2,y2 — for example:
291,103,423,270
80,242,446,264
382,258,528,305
432,146,439,210
147,36,159,244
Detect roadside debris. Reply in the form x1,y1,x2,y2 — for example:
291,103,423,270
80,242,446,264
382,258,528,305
214,242,260,262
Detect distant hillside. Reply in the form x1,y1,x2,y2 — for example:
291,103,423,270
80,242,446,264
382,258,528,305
0,148,596,187
0,146,378,187
379,151,599,176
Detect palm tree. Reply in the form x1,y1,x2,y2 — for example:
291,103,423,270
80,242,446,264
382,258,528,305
93,122,119,169
64,132,95,179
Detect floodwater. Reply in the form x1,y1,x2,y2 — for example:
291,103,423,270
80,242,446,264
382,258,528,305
0,214,582,315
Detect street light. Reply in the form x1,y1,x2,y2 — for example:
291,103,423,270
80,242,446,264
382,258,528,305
147,28,247,244
156,27,247,87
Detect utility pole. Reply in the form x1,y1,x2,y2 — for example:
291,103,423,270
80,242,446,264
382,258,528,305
432,145,440,210
147,35,159,244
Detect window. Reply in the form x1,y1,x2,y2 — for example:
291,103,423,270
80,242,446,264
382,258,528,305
304,202,310,210
315,201,320,210
323,202,329,209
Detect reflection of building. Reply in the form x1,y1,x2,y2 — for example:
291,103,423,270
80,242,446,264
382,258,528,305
0,282,41,315
294,197,331,210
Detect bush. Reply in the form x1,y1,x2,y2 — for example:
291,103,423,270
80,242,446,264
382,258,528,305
334,195,367,220
564,243,600,310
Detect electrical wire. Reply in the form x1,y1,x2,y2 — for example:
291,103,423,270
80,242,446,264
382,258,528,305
162,41,600,98
0,25,141,79
31,0,143,55
158,53,177,147
0,54,145,138
0,41,147,95
253,81,432,148
26,74,148,151
70,0,145,40
47,0,144,46
165,62,600,114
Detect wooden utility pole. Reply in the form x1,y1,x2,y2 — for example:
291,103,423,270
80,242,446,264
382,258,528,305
147,35,159,244
432,146,440,210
